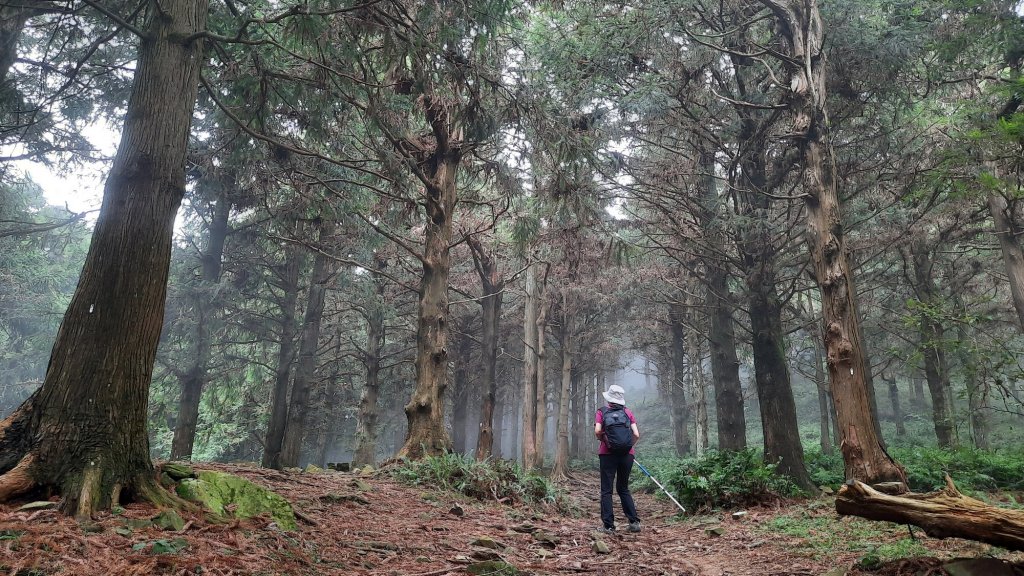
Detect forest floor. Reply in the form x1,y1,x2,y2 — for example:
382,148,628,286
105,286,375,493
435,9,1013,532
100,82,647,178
2,462,1023,576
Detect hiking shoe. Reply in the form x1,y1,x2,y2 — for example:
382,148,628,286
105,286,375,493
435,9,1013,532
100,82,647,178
599,526,616,535
628,522,642,533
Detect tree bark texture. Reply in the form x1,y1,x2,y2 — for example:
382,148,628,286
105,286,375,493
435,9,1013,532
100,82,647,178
468,234,503,461
397,102,462,459
171,190,230,460
570,367,582,459
281,221,336,468
811,318,834,452
759,0,905,486
988,193,1024,332
910,237,955,448
837,477,1024,551
689,306,708,455
521,262,539,469
0,0,209,514
551,309,573,479
669,304,691,457
262,238,303,469
534,280,549,469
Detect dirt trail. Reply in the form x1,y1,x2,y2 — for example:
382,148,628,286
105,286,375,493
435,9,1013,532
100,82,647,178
0,463,1009,575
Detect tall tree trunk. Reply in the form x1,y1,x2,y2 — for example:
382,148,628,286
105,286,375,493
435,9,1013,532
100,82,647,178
534,281,549,468
170,190,230,460
883,373,906,437
955,303,989,450
735,122,813,490
263,237,303,469
760,0,906,486
910,237,955,448
912,374,926,412
281,221,336,468
315,339,343,467
0,2,41,88
747,278,814,490
552,309,573,479
691,335,709,456
468,234,504,460
521,262,539,469
0,0,210,514
988,193,1024,332
354,266,387,468
669,303,691,457
451,325,471,454
397,113,461,459
701,150,746,451
492,383,505,458
570,367,583,459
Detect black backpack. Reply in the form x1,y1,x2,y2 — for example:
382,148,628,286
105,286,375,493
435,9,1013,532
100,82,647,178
600,406,634,454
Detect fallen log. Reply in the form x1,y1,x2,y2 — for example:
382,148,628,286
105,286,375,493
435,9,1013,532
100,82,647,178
836,475,1024,551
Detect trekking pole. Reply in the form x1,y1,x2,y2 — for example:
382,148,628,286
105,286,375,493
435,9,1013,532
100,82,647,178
633,460,686,514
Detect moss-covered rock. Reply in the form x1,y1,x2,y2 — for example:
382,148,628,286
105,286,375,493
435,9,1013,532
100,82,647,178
176,471,297,530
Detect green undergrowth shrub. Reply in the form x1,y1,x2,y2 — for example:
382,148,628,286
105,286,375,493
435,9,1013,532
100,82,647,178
635,449,801,512
390,452,570,509
804,446,1024,493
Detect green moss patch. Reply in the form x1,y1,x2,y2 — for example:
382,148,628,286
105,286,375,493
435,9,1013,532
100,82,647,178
176,471,297,530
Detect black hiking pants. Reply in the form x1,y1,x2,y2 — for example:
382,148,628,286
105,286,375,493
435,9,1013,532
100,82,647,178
599,453,639,529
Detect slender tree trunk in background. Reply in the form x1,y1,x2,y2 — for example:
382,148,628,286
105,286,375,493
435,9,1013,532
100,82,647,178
883,373,905,437
397,112,462,459
955,311,989,450
912,374,926,411
690,319,708,456
534,280,549,468
521,262,539,470
910,238,955,448
281,222,336,468
573,368,587,459
989,193,1024,332
315,342,343,467
0,0,210,513
171,191,230,460
263,238,303,470
669,303,691,457
493,384,505,458
451,326,471,454
468,234,503,460
760,0,906,487
552,312,573,479
354,266,387,468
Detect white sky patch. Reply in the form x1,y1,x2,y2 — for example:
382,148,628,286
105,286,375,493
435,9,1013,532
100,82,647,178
14,121,119,214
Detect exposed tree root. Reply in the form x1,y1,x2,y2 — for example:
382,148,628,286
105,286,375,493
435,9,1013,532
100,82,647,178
836,475,1024,551
0,453,36,500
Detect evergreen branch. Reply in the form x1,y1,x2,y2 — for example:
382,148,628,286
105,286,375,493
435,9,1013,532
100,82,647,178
80,0,145,39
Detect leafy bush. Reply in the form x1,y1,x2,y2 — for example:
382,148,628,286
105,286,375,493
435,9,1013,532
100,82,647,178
389,452,562,506
805,445,1024,493
641,449,801,512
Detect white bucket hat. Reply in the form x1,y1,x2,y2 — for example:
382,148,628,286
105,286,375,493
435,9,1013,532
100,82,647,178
603,384,626,406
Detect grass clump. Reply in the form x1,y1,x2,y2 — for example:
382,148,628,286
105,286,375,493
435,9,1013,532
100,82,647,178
637,449,800,512
390,452,563,506
759,502,928,561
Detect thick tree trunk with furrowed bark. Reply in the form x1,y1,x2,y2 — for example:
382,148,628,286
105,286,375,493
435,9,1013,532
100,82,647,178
760,0,905,487
669,303,691,457
988,192,1024,333
397,105,461,459
353,270,386,467
0,0,209,516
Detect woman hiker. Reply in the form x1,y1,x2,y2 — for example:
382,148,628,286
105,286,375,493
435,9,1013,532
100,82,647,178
594,384,642,534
